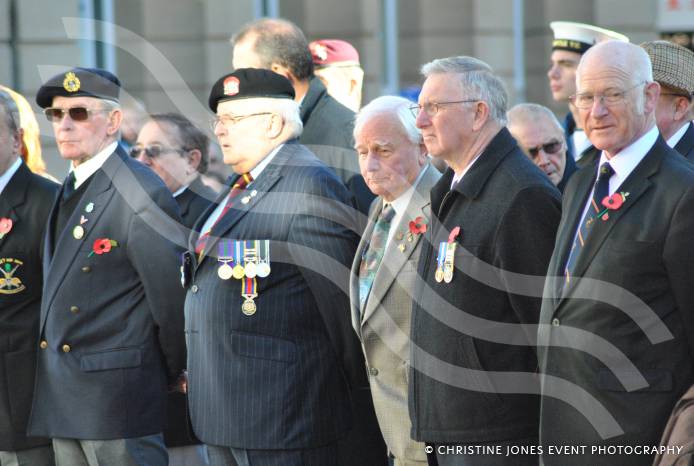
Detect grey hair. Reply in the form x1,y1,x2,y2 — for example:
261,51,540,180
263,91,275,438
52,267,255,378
250,97,304,139
0,89,19,134
507,103,564,135
354,95,422,145
421,56,508,124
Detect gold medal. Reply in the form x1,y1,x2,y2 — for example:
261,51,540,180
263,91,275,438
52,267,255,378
217,263,233,280
232,264,245,279
73,225,84,239
435,268,444,282
242,298,256,316
256,262,271,278
244,261,257,278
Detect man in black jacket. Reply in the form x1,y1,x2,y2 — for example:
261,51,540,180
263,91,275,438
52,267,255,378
231,18,375,219
409,56,561,466
0,90,58,466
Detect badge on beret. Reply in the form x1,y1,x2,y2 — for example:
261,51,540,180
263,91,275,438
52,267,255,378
311,43,329,61
223,76,240,96
63,72,81,93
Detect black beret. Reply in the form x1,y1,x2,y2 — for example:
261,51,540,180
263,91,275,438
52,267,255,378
36,67,121,109
208,68,295,112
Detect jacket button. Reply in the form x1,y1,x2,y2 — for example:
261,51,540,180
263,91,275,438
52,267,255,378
62,344,71,353
191,285,199,293
81,266,91,273
40,340,48,349
369,367,379,376
70,305,79,314
551,318,560,327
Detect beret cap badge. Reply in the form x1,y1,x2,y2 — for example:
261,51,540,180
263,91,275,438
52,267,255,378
63,72,81,93
223,76,240,96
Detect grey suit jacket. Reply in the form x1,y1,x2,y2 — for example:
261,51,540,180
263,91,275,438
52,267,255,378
28,148,187,440
349,163,440,462
539,136,694,466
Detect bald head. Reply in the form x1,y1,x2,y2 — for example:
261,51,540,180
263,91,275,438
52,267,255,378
574,41,660,157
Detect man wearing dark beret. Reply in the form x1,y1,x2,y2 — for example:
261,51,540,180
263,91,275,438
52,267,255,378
184,68,368,466
26,67,187,466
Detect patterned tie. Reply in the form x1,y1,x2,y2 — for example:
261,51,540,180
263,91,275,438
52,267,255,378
563,162,615,286
195,172,253,255
359,203,396,309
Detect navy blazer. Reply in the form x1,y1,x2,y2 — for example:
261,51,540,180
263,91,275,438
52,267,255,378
185,141,365,449
28,147,187,440
539,136,694,466
674,122,694,161
0,163,58,450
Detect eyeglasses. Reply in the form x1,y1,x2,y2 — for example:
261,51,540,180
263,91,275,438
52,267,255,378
210,112,272,131
525,140,563,157
44,107,110,122
130,145,188,159
408,99,479,118
570,82,645,109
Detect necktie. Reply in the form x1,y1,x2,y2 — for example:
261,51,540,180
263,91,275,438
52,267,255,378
62,172,76,201
359,203,396,309
195,173,253,255
563,162,615,287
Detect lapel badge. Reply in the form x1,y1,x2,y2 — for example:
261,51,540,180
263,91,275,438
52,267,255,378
0,218,13,240
395,232,404,241
398,243,406,253
72,225,85,240
80,215,88,225
85,202,95,213
88,238,119,257
241,196,251,204
0,258,25,294
250,190,257,197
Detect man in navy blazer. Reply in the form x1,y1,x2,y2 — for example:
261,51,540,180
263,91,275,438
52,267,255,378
184,68,367,466
539,41,694,466
27,67,186,466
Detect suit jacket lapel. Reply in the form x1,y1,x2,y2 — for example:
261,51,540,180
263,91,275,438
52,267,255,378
42,156,117,325
559,138,664,302
0,163,29,248
674,122,694,159
350,200,379,334
362,165,438,324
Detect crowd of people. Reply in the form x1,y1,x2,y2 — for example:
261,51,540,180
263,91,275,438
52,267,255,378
0,15,693,466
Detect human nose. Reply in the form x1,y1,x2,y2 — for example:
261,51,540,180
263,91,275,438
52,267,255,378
547,64,558,80
415,107,430,128
213,120,227,137
589,95,609,117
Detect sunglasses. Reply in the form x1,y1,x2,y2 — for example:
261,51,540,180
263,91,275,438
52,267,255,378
44,107,109,122
130,145,188,159
526,140,563,157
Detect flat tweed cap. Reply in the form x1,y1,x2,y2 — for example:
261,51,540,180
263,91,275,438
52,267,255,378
641,40,694,97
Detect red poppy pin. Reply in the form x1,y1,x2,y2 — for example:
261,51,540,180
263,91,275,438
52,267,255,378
0,218,12,239
88,238,119,257
409,216,427,235
448,226,461,243
598,192,629,221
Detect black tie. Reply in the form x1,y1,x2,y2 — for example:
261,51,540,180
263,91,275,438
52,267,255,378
563,162,615,286
62,172,76,201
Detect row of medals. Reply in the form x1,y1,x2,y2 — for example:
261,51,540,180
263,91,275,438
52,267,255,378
434,241,456,284
217,241,270,316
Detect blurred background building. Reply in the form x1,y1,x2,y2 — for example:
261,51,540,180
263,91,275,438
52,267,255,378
1,0,692,176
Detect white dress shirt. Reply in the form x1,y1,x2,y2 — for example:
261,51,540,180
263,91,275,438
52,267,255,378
70,141,118,189
0,157,22,196
666,122,691,149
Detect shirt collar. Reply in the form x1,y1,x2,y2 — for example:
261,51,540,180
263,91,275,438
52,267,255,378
249,143,284,182
597,125,659,193
451,152,482,189
173,184,189,198
0,157,23,196
666,122,691,148
71,141,118,189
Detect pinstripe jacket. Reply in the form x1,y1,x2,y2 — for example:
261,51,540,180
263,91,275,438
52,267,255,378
184,141,365,449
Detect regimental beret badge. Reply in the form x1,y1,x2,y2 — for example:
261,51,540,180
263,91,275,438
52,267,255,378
63,72,81,93
223,76,240,96
311,43,329,61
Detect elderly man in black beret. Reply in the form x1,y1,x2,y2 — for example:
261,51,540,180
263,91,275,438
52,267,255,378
183,68,367,466
26,67,187,466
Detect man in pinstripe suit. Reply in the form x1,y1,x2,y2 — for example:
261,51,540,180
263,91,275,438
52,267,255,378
184,68,367,466
350,96,441,466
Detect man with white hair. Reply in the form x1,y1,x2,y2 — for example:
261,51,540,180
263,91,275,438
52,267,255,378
184,68,367,466
507,103,574,191
350,96,440,466
539,41,694,466
409,56,561,465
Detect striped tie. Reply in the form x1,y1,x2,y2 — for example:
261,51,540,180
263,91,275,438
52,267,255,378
195,173,253,255
358,203,396,309
563,162,614,286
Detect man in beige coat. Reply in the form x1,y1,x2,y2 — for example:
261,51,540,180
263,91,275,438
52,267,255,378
350,96,441,466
